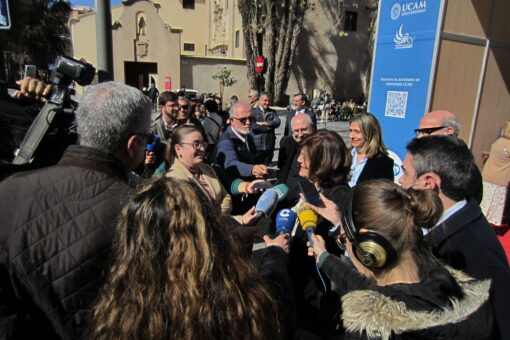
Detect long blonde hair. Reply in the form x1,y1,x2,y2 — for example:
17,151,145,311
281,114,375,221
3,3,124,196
88,177,280,339
350,113,388,157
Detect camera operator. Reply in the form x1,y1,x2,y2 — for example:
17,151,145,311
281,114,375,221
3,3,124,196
0,81,152,339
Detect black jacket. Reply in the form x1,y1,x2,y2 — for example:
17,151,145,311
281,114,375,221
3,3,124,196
426,198,510,340
355,152,394,185
277,136,306,204
325,259,495,340
0,145,132,339
290,183,351,337
284,108,317,136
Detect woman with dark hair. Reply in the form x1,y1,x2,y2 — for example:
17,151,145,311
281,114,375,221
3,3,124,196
306,179,494,339
290,129,352,337
88,177,291,339
349,113,394,186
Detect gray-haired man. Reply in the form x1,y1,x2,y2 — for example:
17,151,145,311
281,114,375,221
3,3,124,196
0,82,151,339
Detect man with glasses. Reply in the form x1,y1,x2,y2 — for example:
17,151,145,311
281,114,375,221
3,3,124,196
278,113,316,204
284,93,317,136
0,82,151,338
414,109,482,203
414,109,459,138
216,102,268,213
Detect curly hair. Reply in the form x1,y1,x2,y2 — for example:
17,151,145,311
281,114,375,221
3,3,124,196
88,177,280,339
300,129,351,188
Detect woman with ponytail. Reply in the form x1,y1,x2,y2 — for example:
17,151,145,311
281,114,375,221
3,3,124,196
88,177,290,339
306,179,494,340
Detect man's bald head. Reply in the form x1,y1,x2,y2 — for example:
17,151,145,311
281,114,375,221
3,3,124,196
290,113,314,142
417,110,460,138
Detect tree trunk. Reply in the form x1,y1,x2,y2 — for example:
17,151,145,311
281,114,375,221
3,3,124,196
238,0,307,106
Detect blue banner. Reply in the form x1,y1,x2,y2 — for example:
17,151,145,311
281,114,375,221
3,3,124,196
368,0,444,180
0,0,10,30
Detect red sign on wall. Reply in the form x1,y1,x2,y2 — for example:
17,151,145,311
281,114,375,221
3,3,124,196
164,76,172,90
255,56,264,73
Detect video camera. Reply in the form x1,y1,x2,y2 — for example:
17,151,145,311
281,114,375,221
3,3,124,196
0,56,95,180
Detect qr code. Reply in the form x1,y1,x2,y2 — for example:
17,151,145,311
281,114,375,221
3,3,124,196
385,91,408,118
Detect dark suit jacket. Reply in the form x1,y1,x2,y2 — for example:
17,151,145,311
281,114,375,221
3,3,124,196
284,108,317,136
215,126,258,180
426,198,510,340
356,152,394,185
277,136,305,204
250,106,281,151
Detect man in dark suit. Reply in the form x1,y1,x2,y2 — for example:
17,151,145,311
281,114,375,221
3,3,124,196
284,93,317,136
216,102,268,180
399,135,510,340
251,92,281,165
278,113,315,205
414,109,482,203
216,102,268,214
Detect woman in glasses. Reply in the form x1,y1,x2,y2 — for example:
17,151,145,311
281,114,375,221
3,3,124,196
306,179,494,339
164,125,256,224
88,177,291,339
348,113,393,187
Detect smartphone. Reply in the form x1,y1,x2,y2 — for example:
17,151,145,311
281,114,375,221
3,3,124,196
251,181,273,189
24,65,37,79
298,179,324,207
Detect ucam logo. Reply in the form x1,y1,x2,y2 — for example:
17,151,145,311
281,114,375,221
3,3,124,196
390,3,401,20
387,150,403,184
394,24,414,49
390,1,426,20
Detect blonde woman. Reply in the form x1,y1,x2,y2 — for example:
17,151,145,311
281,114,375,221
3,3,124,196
348,113,393,187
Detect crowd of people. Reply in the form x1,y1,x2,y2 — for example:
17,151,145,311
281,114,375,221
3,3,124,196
0,79,508,340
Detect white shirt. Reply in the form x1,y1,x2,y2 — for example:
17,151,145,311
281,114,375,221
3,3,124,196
348,148,367,187
423,199,467,235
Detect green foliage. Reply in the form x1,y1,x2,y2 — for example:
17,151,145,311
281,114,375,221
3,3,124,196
0,0,71,79
212,67,237,99
212,67,237,87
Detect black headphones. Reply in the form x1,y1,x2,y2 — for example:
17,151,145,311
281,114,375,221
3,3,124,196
341,189,397,269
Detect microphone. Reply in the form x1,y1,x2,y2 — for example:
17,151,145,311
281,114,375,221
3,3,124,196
275,209,297,234
298,206,318,247
253,184,289,220
146,135,160,152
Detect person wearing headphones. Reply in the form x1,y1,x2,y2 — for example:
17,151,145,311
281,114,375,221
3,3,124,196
306,179,494,339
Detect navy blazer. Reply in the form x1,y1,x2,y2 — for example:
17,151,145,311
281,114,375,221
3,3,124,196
426,198,510,340
355,152,394,185
284,108,317,136
250,106,281,151
215,126,258,179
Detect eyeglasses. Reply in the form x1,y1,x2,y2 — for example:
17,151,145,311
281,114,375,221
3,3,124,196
232,116,255,124
165,103,178,108
414,126,446,137
136,133,155,144
292,127,310,134
179,105,189,110
181,142,208,150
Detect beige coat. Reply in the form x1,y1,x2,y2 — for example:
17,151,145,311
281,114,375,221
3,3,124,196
482,137,510,187
166,159,233,214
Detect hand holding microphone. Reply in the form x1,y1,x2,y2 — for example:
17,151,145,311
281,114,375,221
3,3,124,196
275,209,297,235
298,206,318,247
252,184,289,222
